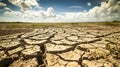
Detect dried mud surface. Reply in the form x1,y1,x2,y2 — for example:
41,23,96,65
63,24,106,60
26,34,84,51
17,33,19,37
0,26,120,67
0,29,31,36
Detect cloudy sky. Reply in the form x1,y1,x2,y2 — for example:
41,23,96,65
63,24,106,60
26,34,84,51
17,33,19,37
0,0,120,22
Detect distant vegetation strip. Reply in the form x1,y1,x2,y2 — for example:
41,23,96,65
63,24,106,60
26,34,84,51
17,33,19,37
0,22,120,30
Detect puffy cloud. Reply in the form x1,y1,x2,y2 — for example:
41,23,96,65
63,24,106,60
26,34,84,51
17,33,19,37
107,0,117,7
23,7,56,19
4,7,56,19
89,0,120,21
4,11,23,17
8,0,39,10
87,2,91,6
62,0,120,22
4,7,11,11
46,7,56,17
0,2,7,6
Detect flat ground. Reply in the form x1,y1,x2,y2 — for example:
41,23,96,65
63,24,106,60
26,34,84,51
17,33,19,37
0,22,120,67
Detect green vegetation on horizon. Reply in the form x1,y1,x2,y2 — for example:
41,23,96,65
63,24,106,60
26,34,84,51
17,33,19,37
0,22,120,30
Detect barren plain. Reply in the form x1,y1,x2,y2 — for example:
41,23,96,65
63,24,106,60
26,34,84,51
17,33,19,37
0,22,120,67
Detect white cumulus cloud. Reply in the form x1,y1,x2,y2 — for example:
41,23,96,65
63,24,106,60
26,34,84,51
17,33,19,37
61,0,120,22
4,7,56,20
0,2,7,6
8,0,39,10
4,7,11,11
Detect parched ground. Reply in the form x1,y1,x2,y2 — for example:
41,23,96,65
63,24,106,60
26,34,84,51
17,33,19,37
0,23,120,67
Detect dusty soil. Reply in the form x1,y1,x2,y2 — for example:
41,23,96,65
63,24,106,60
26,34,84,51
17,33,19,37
0,25,120,67
0,29,32,36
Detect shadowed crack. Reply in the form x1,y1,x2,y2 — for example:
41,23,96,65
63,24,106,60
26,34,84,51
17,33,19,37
78,51,86,67
0,58,18,67
95,31,120,38
48,38,101,54
0,27,120,67
0,29,48,67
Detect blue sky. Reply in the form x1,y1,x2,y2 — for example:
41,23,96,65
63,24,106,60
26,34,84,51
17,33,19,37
39,0,101,12
0,0,120,22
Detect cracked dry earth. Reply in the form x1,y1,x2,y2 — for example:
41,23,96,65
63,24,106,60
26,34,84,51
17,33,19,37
0,26,120,67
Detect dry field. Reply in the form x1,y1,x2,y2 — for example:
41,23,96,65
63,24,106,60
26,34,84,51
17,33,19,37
0,22,120,67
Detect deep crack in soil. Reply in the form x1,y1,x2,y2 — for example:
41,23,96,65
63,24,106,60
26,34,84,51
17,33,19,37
0,26,120,67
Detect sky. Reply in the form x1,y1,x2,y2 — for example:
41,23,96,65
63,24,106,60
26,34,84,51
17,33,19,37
0,0,120,22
